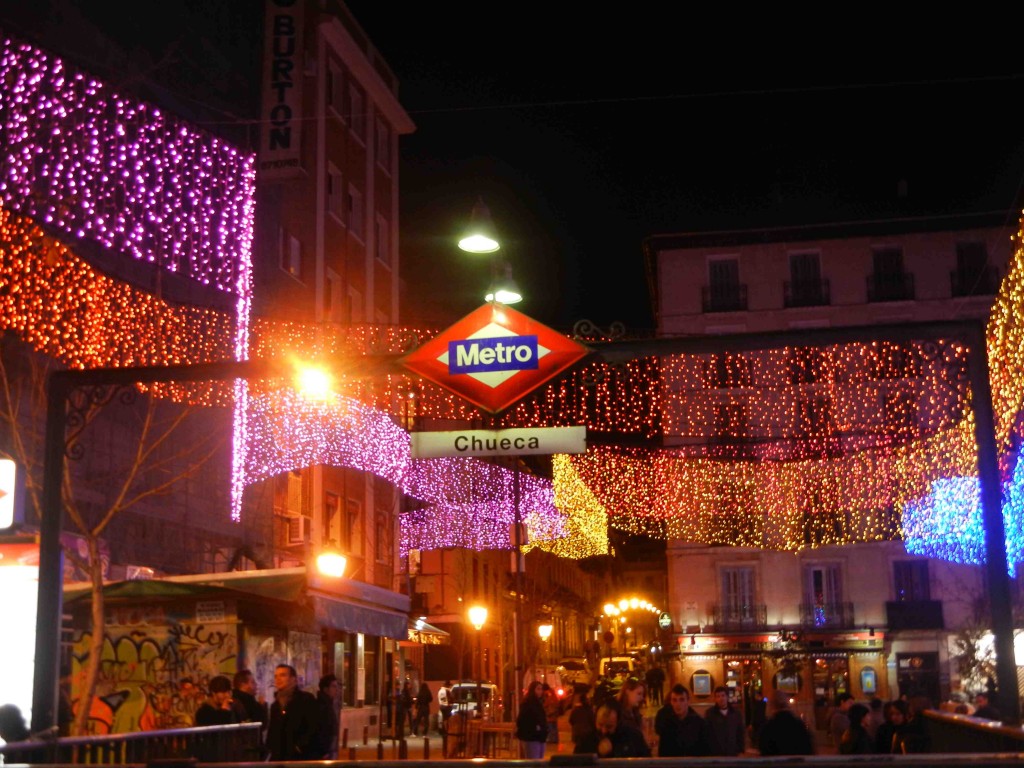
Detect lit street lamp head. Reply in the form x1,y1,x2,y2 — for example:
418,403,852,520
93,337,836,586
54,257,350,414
468,604,488,630
458,197,500,254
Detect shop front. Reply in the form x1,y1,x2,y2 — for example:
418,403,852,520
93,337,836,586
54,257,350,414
62,567,409,735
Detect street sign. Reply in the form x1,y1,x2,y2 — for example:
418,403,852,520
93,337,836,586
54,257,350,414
402,303,590,414
410,426,586,459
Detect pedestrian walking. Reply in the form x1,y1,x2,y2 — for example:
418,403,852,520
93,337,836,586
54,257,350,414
437,680,453,734
573,704,651,757
516,681,548,759
412,682,432,736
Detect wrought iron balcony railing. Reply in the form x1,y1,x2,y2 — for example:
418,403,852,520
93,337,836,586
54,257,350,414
702,284,748,313
886,599,944,630
710,603,767,631
784,278,831,308
950,265,999,297
867,272,915,302
799,601,855,628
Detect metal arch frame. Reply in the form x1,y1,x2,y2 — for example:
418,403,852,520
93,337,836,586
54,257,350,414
31,319,1018,731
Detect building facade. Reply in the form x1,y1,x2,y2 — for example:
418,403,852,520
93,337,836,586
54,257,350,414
644,212,1019,729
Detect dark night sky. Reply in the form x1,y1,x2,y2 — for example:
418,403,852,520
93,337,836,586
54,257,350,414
347,6,1024,332
4,3,1024,333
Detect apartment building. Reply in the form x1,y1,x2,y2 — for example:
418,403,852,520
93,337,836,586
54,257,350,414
643,212,1018,728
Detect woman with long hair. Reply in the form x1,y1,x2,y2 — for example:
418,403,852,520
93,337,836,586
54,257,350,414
615,677,647,732
516,681,548,759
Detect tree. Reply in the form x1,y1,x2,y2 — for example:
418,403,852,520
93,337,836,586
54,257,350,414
0,335,225,734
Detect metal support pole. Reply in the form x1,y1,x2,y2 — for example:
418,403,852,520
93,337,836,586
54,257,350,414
31,374,70,733
967,323,1020,725
512,458,522,720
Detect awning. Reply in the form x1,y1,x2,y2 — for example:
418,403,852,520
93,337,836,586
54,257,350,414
311,594,407,639
64,567,411,639
405,618,451,645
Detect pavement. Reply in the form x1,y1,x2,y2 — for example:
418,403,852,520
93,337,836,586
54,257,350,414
335,706,839,761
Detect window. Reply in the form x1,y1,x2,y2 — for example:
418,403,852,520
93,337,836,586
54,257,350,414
703,256,746,312
796,396,833,435
894,560,930,601
327,164,344,221
720,566,755,620
348,287,363,324
375,116,391,171
343,498,361,554
325,270,341,321
324,491,340,542
953,242,995,295
279,227,302,281
347,83,365,141
786,251,828,307
326,61,344,117
873,246,904,276
347,184,364,240
375,214,390,266
804,564,842,626
868,246,913,301
712,402,748,441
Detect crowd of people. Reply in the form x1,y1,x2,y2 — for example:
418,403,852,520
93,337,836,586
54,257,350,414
189,664,343,761
513,669,1009,758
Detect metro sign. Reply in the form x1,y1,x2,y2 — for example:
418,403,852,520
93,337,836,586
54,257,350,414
402,303,590,413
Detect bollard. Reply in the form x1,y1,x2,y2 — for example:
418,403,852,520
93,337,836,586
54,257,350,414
423,736,429,760
348,746,357,761
364,725,370,745
342,727,349,749
398,738,408,760
377,741,384,761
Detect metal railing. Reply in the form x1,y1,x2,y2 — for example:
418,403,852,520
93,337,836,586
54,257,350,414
784,278,831,308
709,603,768,630
0,721,261,764
799,601,855,628
702,283,748,313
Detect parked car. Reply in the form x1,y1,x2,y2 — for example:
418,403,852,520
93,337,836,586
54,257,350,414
449,681,501,719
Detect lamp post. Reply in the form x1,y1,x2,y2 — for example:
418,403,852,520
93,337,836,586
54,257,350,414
537,623,552,682
458,199,524,716
468,605,488,721
29,355,407,733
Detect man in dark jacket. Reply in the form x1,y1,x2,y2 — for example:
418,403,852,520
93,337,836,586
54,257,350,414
232,669,268,727
758,691,814,755
705,686,745,756
266,664,320,760
655,684,708,756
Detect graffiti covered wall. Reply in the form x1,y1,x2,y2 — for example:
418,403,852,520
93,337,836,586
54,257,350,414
70,599,239,733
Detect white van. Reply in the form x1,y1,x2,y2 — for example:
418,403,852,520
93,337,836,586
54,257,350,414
598,656,636,680
449,681,501,719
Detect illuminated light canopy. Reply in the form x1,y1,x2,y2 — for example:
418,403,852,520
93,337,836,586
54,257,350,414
5,39,1024,572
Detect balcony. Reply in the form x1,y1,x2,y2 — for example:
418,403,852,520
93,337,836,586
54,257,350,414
702,283,748,313
886,599,944,630
784,278,831,308
951,265,999,297
709,603,767,631
799,601,855,629
867,272,915,302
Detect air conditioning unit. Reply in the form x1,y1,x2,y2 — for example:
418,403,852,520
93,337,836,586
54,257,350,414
287,515,311,545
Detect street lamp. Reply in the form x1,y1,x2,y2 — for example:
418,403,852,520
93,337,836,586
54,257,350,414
537,623,552,681
468,604,488,719
316,540,347,578
458,197,522,306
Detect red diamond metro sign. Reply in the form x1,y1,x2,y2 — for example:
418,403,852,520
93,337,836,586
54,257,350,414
402,303,590,414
